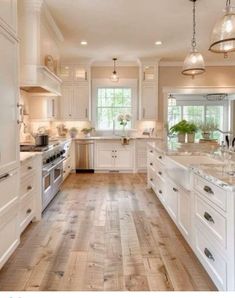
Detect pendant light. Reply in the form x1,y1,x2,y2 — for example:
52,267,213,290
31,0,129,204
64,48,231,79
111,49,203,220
209,0,235,57
182,0,205,78
110,58,119,82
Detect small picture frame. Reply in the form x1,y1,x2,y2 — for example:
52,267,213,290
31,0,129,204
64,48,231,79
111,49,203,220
45,55,55,73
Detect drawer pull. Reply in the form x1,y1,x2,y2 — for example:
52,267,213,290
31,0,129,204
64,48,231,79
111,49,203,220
150,178,153,182
0,173,10,182
150,162,153,166
26,208,32,214
204,248,215,261
203,185,214,195
159,190,162,194
173,187,178,192
158,171,162,176
158,156,162,160
27,186,32,191
204,212,214,223
150,150,153,153
28,166,32,170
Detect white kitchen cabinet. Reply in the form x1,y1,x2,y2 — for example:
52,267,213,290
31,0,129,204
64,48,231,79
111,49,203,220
0,168,19,270
28,96,58,121
139,59,158,120
136,139,148,171
165,178,178,223
73,84,89,120
60,84,89,120
0,26,19,175
95,141,134,171
141,83,157,120
60,64,89,83
178,188,191,241
0,0,17,36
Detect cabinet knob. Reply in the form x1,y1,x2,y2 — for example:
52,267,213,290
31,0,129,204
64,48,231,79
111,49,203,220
204,248,215,261
159,190,162,194
27,166,32,170
150,178,153,182
158,171,162,176
27,186,32,191
173,187,178,192
204,212,214,223
150,162,153,166
203,185,214,195
150,150,153,153
158,156,162,160
26,209,32,214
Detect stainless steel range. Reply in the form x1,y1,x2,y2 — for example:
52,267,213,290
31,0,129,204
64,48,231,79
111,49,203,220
20,142,67,211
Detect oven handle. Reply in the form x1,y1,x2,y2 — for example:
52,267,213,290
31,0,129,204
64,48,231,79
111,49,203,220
43,158,66,175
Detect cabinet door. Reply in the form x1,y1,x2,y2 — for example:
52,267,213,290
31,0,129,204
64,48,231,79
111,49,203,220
0,0,17,36
60,85,73,120
115,147,134,170
0,28,19,175
73,85,89,120
141,83,156,120
178,189,191,241
165,179,178,223
95,148,114,169
136,140,147,170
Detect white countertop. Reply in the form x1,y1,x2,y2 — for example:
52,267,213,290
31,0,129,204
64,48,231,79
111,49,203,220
20,152,41,163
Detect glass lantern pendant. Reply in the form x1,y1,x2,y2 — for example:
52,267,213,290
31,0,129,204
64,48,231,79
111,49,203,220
182,0,205,78
209,0,235,57
110,58,119,82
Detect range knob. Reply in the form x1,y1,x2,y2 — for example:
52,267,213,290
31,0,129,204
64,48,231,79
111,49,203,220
57,153,60,158
46,158,50,164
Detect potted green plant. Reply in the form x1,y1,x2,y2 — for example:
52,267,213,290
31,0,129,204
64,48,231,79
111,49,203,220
170,120,189,143
187,122,198,143
81,127,94,137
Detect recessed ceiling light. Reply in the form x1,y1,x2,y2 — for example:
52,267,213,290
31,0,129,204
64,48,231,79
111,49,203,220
155,41,162,45
81,41,88,45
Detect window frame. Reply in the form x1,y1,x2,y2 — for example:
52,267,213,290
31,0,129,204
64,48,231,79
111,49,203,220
92,79,138,131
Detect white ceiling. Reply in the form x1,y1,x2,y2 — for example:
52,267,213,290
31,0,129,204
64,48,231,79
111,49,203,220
45,0,235,64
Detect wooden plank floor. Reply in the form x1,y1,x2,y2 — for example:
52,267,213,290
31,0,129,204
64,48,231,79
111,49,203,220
0,173,216,291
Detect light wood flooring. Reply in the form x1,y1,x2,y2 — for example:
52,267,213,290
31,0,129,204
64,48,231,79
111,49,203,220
0,173,216,291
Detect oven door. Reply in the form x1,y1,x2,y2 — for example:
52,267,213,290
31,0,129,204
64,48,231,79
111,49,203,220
52,161,63,197
42,170,53,211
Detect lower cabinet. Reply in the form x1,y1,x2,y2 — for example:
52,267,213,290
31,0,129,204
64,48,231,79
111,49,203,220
0,168,20,270
95,141,134,171
165,179,178,224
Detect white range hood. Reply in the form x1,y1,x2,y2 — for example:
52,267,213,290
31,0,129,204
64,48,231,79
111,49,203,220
19,0,63,96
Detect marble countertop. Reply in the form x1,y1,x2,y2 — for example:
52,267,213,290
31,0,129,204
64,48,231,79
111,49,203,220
74,135,160,141
148,140,219,156
148,140,235,191
20,152,41,163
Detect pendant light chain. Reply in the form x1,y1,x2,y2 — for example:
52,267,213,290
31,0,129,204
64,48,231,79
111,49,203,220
192,0,196,50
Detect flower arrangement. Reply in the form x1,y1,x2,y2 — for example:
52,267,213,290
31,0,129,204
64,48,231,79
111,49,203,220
117,113,132,136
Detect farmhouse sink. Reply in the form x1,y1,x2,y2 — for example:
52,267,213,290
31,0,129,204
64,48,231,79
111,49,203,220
165,154,224,190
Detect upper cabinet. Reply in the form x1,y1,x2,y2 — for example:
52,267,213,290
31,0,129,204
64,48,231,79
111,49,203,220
0,0,17,37
60,64,89,83
28,96,59,121
139,59,159,121
59,63,91,121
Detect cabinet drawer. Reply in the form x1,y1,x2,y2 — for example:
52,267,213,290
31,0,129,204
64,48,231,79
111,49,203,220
0,200,19,270
148,167,156,189
195,194,226,249
20,174,35,197
0,169,18,211
154,151,165,165
194,175,227,211
155,175,165,201
20,158,34,177
155,161,165,180
19,192,34,232
195,228,227,290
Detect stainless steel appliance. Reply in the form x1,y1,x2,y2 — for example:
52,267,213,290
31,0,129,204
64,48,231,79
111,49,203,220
21,142,68,211
75,140,94,172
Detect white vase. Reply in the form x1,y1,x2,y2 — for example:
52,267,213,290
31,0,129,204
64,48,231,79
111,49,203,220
178,133,186,143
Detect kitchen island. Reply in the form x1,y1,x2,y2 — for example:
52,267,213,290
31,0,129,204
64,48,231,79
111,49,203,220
147,140,235,291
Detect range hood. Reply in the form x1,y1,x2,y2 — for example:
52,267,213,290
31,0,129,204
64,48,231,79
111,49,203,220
19,0,63,96
20,65,62,96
